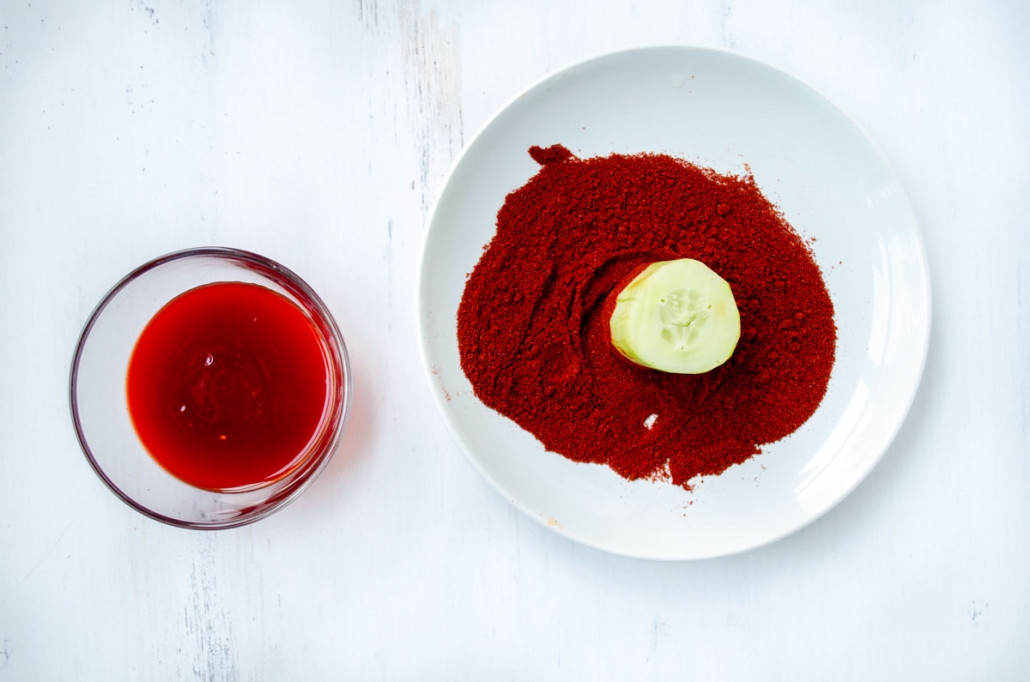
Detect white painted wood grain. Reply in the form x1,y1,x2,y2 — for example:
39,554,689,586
1,0,1027,679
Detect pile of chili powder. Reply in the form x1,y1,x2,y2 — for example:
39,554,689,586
457,145,835,488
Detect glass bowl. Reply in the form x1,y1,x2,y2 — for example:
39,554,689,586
70,247,351,529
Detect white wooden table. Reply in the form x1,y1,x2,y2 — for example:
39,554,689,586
2,1,1027,679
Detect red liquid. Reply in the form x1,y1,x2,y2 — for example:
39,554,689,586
127,282,329,491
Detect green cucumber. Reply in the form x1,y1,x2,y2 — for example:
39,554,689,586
609,258,740,374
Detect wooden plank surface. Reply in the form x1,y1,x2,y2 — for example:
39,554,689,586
1,0,1027,679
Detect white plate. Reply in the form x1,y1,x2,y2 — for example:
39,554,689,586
416,46,930,560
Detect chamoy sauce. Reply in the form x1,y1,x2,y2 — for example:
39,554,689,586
127,282,329,491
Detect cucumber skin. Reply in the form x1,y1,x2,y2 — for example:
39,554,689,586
604,262,656,370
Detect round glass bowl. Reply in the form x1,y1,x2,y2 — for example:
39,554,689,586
70,248,351,529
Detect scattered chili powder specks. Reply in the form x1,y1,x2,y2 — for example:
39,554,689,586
457,145,836,488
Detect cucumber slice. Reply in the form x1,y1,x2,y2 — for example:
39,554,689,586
609,258,741,374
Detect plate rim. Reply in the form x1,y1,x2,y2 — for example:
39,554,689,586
414,44,933,560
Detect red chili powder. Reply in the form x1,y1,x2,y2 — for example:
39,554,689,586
457,145,836,488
